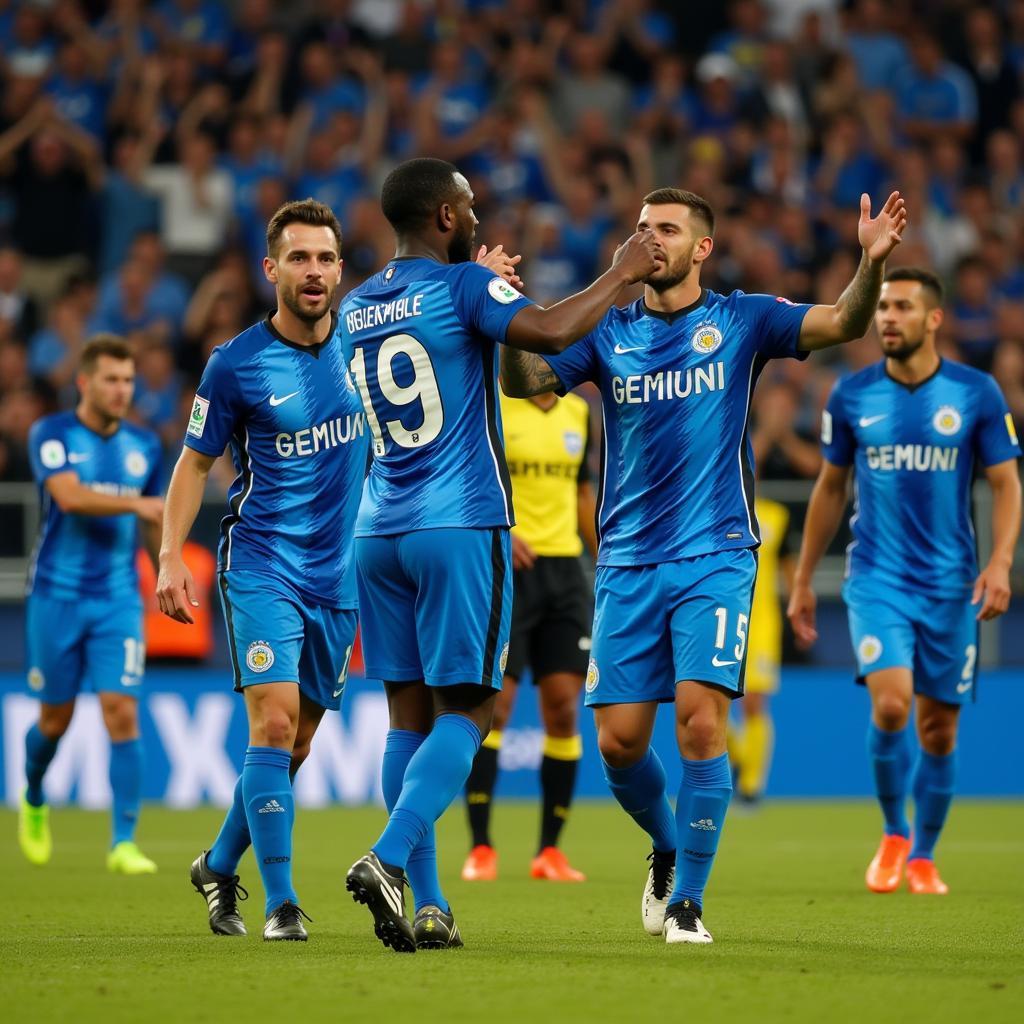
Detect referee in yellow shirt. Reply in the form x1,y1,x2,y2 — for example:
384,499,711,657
462,389,597,882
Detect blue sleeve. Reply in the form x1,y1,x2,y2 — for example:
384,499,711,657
975,378,1021,467
27,418,72,482
821,382,855,467
741,293,814,360
183,349,243,456
545,331,599,393
450,262,535,343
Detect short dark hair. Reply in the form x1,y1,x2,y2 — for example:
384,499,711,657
642,188,715,236
80,334,134,374
266,198,343,258
381,157,462,235
884,266,944,307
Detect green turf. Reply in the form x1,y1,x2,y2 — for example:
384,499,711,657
4,800,1023,1023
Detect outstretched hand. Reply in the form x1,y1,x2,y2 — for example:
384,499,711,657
858,191,907,263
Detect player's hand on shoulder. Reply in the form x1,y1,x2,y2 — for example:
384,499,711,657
786,581,818,649
476,244,524,290
156,552,199,624
611,229,658,285
858,191,907,263
511,533,537,571
134,496,164,526
972,562,1011,621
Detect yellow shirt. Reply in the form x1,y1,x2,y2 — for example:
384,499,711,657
750,497,790,642
501,392,591,556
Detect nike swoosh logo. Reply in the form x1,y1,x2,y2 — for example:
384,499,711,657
269,391,299,407
956,681,972,694
859,415,887,428
68,452,90,464
712,654,737,667
613,343,645,354
333,688,344,698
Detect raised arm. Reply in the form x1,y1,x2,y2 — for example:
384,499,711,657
156,447,215,623
503,229,657,354
786,460,852,648
972,459,1022,621
798,192,907,351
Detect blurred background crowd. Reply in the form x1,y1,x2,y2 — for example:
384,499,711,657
1,0,1023,489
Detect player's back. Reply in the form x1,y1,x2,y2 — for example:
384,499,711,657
28,411,162,601
825,359,1020,595
340,256,532,536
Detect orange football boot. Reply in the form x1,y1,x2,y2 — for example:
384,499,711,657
906,858,949,895
865,834,911,893
530,846,586,882
461,844,498,881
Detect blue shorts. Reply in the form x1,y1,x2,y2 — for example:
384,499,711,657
25,592,145,704
218,570,358,711
843,574,979,705
356,527,512,688
586,548,758,706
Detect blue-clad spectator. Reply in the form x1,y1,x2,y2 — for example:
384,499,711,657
413,39,490,157
708,0,768,84
842,0,907,92
44,40,108,140
97,134,161,276
951,256,1000,370
812,113,888,211
690,54,744,140
132,339,182,440
296,41,365,134
893,33,977,143
154,0,230,69
5,4,55,79
293,129,365,230
219,116,283,223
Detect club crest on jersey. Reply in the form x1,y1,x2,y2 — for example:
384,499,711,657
563,430,583,456
246,641,275,673
690,323,723,357
585,658,600,694
933,405,962,437
858,635,883,665
125,451,148,477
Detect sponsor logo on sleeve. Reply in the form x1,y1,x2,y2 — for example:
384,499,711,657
40,439,67,470
187,396,210,438
488,277,520,304
821,409,833,445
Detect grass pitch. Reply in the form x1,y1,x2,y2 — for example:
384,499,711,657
4,800,1022,1024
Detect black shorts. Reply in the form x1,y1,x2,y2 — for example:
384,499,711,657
506,556,592,682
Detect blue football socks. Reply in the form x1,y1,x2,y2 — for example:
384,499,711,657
109,738,143,846
373,714,481,872
242,746,297,914
602,748,676,854
669,753,733,906
381,729,447,912
910,749,957,861
24,724,58,807
867,724,912,838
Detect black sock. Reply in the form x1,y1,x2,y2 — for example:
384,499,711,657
465,744,499,848
539,753,579,851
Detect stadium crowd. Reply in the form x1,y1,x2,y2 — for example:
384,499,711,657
1,0,1023,487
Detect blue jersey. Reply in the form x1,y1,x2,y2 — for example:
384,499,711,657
184,314,368,609
28,412,162,601
339,257,534,536
546,289,812,567
823,359,1020,596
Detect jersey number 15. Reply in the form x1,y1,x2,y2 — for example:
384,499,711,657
350,334,444,456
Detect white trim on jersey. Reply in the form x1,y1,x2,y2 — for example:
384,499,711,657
844,476,861,579
25,489,51,594
225,426,255,571
737,358,758,543
597,403,609,543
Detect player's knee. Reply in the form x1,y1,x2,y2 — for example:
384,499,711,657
542,697,577,737
290,741,312,770
918,716,957,756
873,693,911,730
598,731,645,769
38,707,72,740
253,708,297,749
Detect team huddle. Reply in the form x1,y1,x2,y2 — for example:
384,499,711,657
17,158,1020,949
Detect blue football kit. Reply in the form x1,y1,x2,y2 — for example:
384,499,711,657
339,257,533,688
546,288,813,704
822,359,1020,703
185,313,367,710
26,412,162,704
